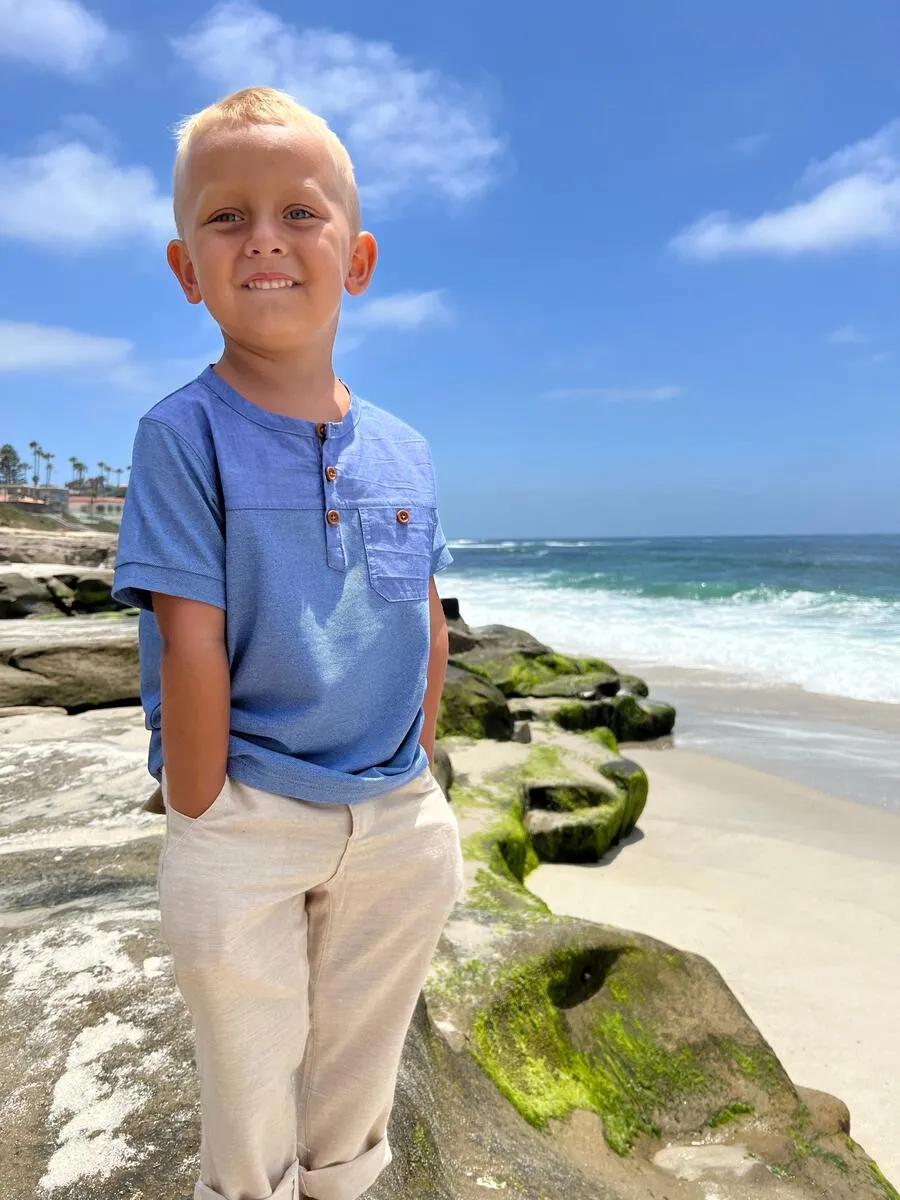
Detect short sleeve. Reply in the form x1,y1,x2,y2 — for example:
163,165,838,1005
431,510,454,575
112,418,225,611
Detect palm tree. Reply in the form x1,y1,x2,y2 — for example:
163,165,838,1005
76,460,87,486
68,456,78,487
44,452,55,486
114,466,123,490
97,462,108,495
28,441,42,489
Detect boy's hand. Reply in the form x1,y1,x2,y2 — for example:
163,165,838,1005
420,579,448,766
153,593,230,819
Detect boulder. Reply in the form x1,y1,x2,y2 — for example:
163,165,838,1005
0,640,140,710
436,665,514,741
530,670,621,699
452,649,617,698
0,571,58,618
552,694,675,742
0,527,117,566
71,570,117,613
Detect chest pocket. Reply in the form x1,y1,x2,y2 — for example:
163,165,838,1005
358,506,434,602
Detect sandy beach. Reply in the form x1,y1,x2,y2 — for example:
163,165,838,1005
528,741,900,1184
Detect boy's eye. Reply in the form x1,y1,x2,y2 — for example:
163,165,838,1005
287,207,314,220
210,212,240,223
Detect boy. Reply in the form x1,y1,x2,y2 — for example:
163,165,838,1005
112,87,463,1200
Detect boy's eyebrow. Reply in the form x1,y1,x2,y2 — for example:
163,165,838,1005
195,178,330,203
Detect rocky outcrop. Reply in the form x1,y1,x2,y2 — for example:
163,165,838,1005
0,566,127,618
0,528,118,567
0,639,140,710
437,665,515,741
0,707,894,1200
439,602,674,748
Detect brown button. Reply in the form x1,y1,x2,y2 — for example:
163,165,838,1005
326,509,340,525
316,422,327,440
324,465,337,482
396,509,410,524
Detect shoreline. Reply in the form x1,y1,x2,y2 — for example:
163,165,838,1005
527,743,900,1185
637,663,900,813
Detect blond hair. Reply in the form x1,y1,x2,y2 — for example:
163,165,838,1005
171,86,361,236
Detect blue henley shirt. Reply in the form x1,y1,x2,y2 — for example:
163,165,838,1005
112,366,453,805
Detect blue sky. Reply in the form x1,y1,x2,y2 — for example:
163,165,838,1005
1,0,899,537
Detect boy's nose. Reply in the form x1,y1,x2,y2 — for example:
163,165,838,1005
244,223,287,256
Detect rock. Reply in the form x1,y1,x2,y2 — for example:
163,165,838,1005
530,670,621,699
552,694,676,742
0,571,59,618
452,649,616,698
0,639,140,710
512,721,532,744
525,778,623,813
0,709,894,1199
525,800,631,862
440,597,463,622
0,528,117,566
437,665,514,741
467,624,555,657
447,621,481,655
509,699,536,722
71,570,117,613
619,672,649,697
433,742,454,795
611,694,676,741
797,1086,852,1136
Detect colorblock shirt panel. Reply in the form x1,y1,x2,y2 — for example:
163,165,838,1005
113,367,453,805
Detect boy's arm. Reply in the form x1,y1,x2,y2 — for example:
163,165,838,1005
420,578,449,767
154,593,230,819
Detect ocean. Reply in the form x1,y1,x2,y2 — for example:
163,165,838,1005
439,534,900,705
439,534,900,811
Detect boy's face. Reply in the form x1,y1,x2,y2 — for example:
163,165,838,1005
167,123,375,354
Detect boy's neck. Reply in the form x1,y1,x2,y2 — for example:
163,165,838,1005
213,341,350,421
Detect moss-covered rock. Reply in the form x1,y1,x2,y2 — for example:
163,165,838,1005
530,671,621,699
618,672,649,697
437,666,514,741
552,694,675,743
452,649,621,699
525,802,630,863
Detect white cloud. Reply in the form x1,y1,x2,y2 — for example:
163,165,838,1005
860,351,890,366
0,0,126,77
0,322,132,371
0,142,172,250
673,119,900,259
343,291,450,333
0,321,212,397
171,2,503,212
338,290,450,351
545,386,683,402
827,324,867,345
732,133,769,157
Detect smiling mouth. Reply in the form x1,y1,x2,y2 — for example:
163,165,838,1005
243,279,298,290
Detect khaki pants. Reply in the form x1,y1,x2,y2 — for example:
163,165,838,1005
158,767,463,1200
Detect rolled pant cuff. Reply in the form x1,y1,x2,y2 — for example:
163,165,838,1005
300,1137,392,1200
195,1158,300,1199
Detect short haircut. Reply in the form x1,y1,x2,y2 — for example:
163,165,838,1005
171,86,361,237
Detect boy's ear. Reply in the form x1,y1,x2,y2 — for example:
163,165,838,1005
344,232,377,298
167,239,203,305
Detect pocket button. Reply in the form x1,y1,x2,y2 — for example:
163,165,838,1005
396,509,410,524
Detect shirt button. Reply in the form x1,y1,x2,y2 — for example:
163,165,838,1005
396,509,410,524
316,422,327,440
326,509,341,525
325,465,337,482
